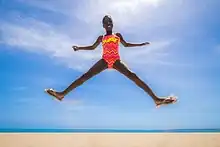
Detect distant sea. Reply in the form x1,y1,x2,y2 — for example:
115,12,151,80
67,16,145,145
0,128,220,133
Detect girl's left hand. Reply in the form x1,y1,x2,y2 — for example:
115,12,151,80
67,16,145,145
142,42,150,45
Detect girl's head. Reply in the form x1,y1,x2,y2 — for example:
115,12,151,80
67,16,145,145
102,15,113,31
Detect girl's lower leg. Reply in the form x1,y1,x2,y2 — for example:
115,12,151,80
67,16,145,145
46,59,108,100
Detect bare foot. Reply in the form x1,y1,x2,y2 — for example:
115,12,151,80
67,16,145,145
45,88,64,101
155,96,177,108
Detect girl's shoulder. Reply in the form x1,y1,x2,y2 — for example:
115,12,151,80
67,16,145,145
114,32,122,37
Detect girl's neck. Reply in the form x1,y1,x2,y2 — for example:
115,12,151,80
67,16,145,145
105,30,113,36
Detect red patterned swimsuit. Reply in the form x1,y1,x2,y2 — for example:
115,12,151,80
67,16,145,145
102,34,120,68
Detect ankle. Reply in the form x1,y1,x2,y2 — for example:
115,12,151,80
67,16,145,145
153,96,159,101
59,91,65,96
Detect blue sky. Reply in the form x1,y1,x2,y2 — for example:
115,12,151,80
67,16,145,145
0,0,220,129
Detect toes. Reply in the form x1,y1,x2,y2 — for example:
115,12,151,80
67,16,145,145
45,88,57,97
164,98,177,105
155,96,178,108
164,99,175,104
44,88,64,101
45,88,54,93
155,97,177,108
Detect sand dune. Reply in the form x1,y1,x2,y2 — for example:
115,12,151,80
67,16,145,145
1,133,220,147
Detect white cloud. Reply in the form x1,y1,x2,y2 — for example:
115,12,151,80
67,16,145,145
122,40,173,63
17,0,193,32
0,0,198,90
1,16,177,73
74,0,163,27
0,18,102,71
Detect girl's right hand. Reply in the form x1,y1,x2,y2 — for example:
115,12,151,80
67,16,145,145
72,46,79,51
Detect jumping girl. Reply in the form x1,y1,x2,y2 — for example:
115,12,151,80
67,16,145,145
45,15,177,108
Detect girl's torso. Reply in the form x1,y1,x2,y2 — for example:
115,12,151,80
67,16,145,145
102,34,120,57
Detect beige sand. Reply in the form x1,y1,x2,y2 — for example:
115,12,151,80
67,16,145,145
1,133,220,147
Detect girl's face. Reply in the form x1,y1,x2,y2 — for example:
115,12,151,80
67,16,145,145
103,17,113,31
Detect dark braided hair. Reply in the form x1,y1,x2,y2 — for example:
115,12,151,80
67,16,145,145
102,15,112,24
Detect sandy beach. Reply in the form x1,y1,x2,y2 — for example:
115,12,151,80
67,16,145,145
1,133,220,147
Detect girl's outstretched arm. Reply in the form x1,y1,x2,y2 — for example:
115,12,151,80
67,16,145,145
116,33,150,47
72,35,103,51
